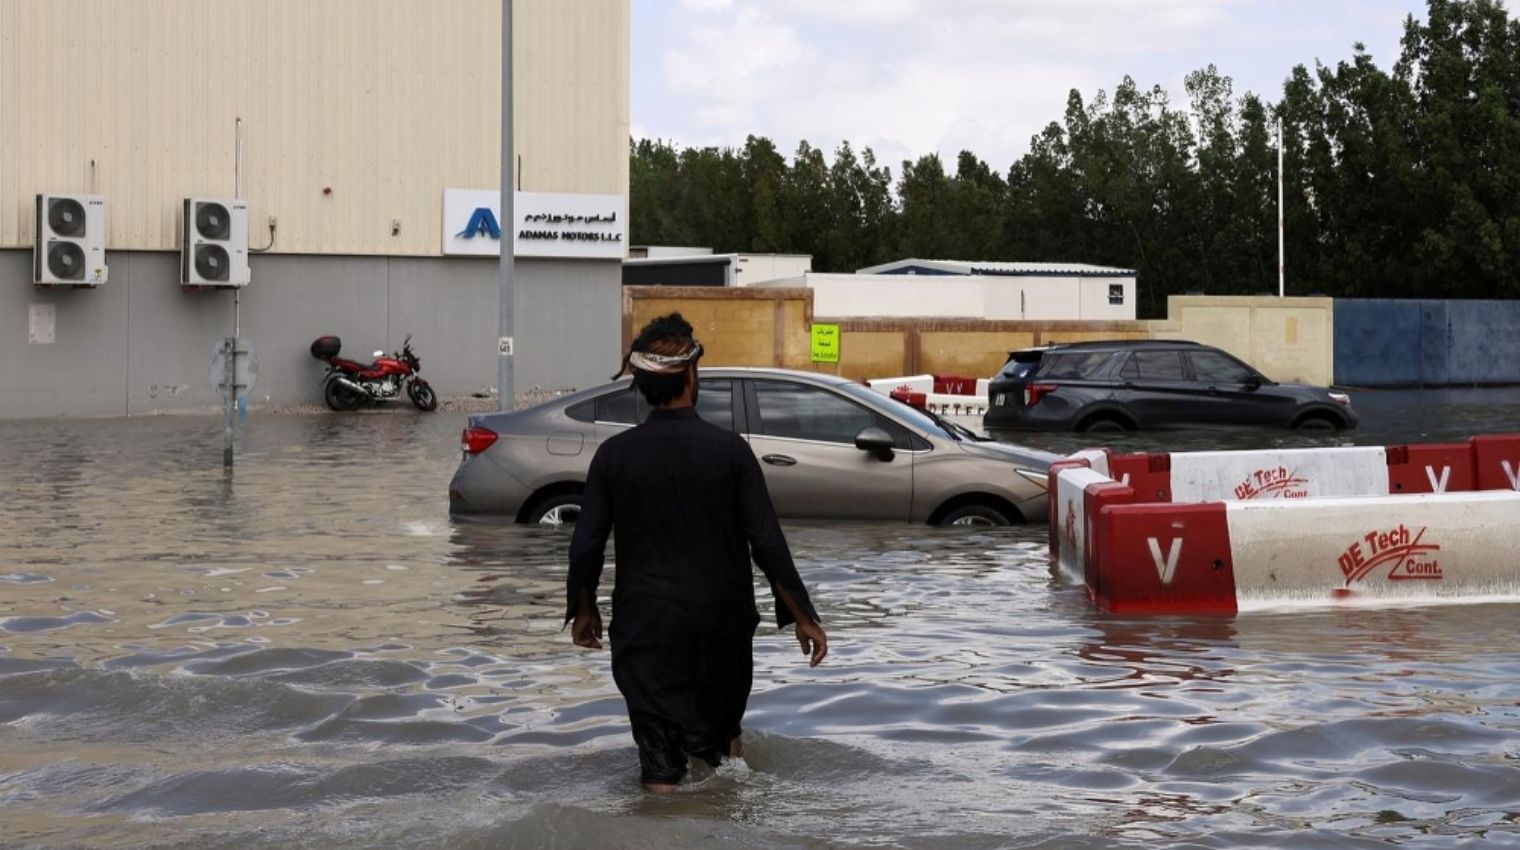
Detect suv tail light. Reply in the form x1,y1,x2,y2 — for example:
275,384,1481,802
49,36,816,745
1024,383,1057,407
461,425,499,454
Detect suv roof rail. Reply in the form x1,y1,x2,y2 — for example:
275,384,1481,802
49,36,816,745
1009,339,1203,355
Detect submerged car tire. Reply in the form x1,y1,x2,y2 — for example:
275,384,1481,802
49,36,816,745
1293,413,1342,432
324,379,364,412
937,504,1013,528
1079,415,1130,434
408,381,438,412
527,494,583,527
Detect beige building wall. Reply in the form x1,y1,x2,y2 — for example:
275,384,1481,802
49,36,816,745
0,0,629,256
1155,295,1335,386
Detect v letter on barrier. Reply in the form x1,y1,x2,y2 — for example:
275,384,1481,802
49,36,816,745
1147,537,1183,585
1425,465,1451,493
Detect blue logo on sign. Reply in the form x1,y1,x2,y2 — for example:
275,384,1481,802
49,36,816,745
457,207,502,240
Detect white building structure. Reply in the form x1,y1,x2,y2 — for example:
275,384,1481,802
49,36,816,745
764,259,1137,321
623,249,811,287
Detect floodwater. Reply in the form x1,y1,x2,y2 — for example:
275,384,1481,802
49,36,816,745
3,389,1520,849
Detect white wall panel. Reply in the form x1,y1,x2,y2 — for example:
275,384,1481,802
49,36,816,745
0,0,629,256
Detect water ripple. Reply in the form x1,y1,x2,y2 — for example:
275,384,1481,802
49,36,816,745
2,403,1520,848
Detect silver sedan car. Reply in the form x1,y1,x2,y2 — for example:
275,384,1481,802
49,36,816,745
448,368,1056,526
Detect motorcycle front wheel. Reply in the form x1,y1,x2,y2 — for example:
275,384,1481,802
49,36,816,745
324,378,365,412
408,381,438,412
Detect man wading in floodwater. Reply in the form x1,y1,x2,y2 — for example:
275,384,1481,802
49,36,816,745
567,313,828,793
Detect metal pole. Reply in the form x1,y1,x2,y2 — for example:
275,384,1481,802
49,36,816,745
498,0,516,411
1277,117,1285,298
223,337,235,472
235,117,243,339
225,117,245,471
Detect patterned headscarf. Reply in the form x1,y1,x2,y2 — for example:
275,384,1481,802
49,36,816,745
613,340,703,379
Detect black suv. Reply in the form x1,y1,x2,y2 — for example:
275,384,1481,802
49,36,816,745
983,341,1358,432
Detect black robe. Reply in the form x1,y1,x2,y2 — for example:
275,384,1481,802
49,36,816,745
566,406,818,781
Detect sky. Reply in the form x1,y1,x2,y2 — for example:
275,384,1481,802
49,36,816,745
631,0,1431,171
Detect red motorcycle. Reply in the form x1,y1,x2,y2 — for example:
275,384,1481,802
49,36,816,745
310,335,437,412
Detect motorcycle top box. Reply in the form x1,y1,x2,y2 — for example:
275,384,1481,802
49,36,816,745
310,336,342,360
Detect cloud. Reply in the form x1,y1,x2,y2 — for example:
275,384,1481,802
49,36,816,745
664,5,813,98
776,0,923,26
638,0,1427,167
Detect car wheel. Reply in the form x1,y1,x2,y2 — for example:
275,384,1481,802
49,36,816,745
1293,414,1341,432
324,378,364,412
528,494,583,527
1079,415,1129,434
937,503,1013,528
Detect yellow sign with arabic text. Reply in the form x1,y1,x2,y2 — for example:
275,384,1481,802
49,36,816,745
810,323,840,363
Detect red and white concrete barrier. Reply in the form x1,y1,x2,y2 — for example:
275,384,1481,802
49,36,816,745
1052,435,1520,614
869,374,991,416
1056,435,1520,506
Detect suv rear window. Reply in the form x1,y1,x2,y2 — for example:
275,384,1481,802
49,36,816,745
998,355,1042,380
1036,351,1113,380
1120,350,1187,381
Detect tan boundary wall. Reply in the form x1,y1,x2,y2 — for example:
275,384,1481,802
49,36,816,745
624,288,1335,384
1152,295,1335,386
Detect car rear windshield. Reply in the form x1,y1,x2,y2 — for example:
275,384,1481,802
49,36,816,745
1036,351,1114,380
998,356,1042,380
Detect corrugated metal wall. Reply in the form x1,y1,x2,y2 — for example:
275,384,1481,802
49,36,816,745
1335,300,1520,387
0,0,629,256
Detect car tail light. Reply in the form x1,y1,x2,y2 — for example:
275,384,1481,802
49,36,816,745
1024,384,1057,406
461,426,498,454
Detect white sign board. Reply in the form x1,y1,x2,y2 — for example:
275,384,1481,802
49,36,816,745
28,304,55,345
442,189,626,260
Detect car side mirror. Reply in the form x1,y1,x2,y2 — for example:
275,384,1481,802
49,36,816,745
855,427,896,462
1243,376,1263,390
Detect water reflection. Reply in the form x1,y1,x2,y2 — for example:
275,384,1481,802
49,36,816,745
0,401,1519,848
1074,614,1240,689
448,520,570,645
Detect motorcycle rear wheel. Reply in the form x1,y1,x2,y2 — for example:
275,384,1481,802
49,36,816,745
324,378,365,412
408,381,438,412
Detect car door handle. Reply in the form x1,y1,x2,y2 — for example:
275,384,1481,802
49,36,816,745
762,454,797,467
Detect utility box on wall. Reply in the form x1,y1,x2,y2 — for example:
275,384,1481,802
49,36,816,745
34,193,108,286
182,198,250,287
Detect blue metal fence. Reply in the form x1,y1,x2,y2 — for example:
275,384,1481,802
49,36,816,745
1334,299,1520,387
